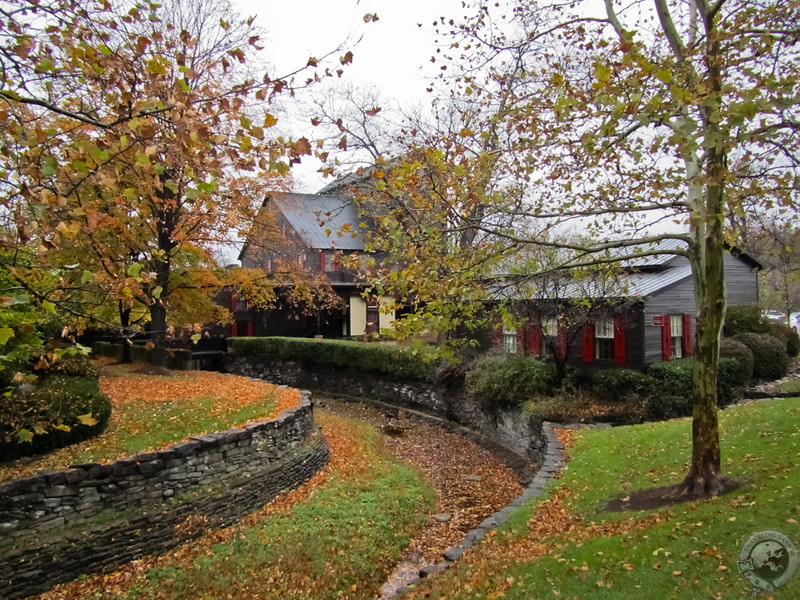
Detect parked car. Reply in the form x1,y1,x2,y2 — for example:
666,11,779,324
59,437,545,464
791,312,800,335
762,310,787,324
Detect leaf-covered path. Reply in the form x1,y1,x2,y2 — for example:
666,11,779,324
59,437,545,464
319,397,524,598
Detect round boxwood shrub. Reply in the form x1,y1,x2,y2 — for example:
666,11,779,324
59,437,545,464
719,337,754,386
732,332,789,381
592,369,655,402
465,354,555,408
0,376,112,461
646,356,740,418
766,323,800,358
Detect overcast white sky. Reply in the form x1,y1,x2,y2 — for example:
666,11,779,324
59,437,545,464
233,0,468,191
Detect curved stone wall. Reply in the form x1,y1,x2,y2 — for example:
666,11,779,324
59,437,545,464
223,355,548,465
0,393,329,600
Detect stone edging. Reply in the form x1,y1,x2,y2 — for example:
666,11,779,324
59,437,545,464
380,422,567,600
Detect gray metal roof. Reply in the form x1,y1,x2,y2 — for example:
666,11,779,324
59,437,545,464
495,262,693,301
269,192,365,250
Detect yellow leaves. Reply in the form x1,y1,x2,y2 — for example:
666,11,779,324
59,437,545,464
78,413,99,427
145,57,168,75
594,62,612,84
655,69,672,84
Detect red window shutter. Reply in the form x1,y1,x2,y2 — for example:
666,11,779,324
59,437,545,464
333,253,341,272
229,291,236,312
516,327,525,353
231,320,238,337
614,315,627,365
319,251,326,272
556,324,567,362
683,313,693,357
246,320,253,337
527,323,542,356
582,322,595,363
661,314,671,361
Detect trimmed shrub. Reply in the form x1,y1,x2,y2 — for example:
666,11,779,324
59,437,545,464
717,357,742,406
646,356,740,418
724,304,770,336
592,369,655,402
719,338,754,386
465,354,555,408
0,376,112,461
766,323,800,358
732,332,789,380
228,337,440,382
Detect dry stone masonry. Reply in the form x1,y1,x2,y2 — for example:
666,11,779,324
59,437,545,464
224,355,549,465
0,392,329,600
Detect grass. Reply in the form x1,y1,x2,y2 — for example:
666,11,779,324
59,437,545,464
778,378,800,394
0,364,295,480
402,397,800,599
44,413,436,600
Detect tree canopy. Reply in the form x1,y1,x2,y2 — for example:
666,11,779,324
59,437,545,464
0,0,343,353
351,0,800,495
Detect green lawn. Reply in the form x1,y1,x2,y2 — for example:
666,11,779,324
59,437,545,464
42,413,436,600
404,397,800,599
778,378,800,395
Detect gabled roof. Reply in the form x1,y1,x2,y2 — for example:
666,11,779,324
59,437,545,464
265,192,365,251
497,239,761,301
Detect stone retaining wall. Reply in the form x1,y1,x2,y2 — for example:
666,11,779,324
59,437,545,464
0,393,329,600
223,355,548,465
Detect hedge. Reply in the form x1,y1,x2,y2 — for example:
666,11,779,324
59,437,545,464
92,342,193,370
592,369,655,403
731,332,789,381
0,376,112,461
465,354,555,408
228,337,440,382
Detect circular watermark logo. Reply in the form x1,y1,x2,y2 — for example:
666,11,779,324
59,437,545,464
738,530,798,595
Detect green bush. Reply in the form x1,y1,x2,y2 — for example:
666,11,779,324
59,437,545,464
766,323,800,358
0,376,112,461
465,354,555,408
719,338,754,386
592,369,655,402
645,357,740,418
724,304,770,336
732,333,789,381
228,337,440,382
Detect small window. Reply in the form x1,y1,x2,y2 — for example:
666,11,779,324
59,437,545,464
502,327,518,354
670,314,683,358
595,319,615,361
541,318,557,358
235,297,247,311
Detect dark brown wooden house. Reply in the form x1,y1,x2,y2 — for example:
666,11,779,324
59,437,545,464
231,192,395,339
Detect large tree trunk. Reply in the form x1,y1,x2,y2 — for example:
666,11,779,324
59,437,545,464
685,231,724,496
148,195,176,368
682,21,726,497
118,301,132,364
